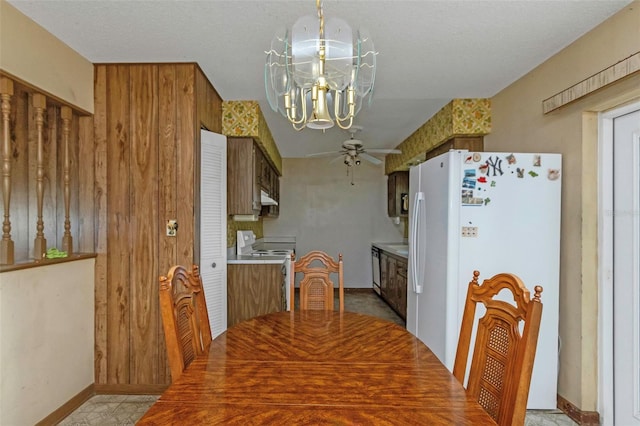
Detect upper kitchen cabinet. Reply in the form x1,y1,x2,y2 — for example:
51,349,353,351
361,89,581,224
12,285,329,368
262,172,280,218
93,63,222,389
388,171,409,217
227,137,263,216
425,136,484,161
227,137,281,217
223,101,283,219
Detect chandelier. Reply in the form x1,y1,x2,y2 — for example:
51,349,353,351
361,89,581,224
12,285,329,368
265,0,376,131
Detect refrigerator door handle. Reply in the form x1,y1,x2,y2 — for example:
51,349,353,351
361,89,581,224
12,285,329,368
411,191,424,294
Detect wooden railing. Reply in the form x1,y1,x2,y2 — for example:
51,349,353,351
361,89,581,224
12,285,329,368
0,75,89,266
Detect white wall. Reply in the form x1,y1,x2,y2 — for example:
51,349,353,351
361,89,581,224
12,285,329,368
0,258,95,425
264,158,404,288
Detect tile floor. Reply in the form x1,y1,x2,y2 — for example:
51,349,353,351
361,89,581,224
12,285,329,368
58,289,577,425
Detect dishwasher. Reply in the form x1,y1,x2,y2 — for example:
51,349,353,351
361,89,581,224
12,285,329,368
371,246,381,295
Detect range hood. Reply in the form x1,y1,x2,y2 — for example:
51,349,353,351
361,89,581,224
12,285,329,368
232,214,259,222
232,191,277,222
261,190,278,206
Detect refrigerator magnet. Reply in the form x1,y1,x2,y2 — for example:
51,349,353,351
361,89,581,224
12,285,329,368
506,153,516,164
533,155,541,167
529,170,539,178
517,168,525,178
548,169,560,181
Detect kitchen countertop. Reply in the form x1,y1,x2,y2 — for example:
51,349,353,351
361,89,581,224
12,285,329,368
372,242,409,258
227,254,289,265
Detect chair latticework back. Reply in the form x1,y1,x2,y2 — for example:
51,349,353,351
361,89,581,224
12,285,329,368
159,264,212,382
290,251,344,312
453,270,543,426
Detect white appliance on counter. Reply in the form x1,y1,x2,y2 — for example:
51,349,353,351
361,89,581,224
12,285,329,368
407,150,562,409
236,231,293,310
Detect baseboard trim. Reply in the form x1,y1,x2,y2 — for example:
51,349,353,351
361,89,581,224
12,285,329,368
557,394,600,425
94,384,168,394
36,383,94,426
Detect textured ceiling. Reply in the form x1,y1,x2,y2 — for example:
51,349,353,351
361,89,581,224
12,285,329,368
8,0,633,159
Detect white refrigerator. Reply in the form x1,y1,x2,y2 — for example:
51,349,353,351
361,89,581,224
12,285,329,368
407,150,561,409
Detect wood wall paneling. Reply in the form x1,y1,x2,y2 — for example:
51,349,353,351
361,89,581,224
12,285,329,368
175,65,196,268
92,63,223,387
195,66,223,133
77,115,94,253
47,105,61,249
129,65,160,384
93,65,109,384
157,65,178,384
106,65,132,384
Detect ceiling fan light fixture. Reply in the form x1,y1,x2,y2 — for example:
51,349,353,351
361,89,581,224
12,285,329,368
265,0,377,131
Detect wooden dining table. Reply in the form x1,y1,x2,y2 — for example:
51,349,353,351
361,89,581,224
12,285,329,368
138,311,497,425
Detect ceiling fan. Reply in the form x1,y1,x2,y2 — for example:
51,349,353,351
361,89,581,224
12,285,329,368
306,126,401,166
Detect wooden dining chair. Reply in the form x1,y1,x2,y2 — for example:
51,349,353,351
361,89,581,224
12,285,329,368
159,264,212,382
290,251,344,312
453,270,543,426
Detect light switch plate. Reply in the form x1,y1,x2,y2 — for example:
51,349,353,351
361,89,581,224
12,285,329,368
166,220,178,237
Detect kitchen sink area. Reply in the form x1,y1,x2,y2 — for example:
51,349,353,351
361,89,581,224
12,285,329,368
373,243,409,257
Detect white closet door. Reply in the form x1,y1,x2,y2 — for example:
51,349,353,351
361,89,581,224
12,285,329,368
613,109,640,426
200,129,227,339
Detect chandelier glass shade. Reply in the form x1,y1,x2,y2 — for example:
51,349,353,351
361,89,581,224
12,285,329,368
265,0,376,131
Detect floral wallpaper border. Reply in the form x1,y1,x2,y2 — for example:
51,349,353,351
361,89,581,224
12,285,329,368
222,100,283,174
385,99,491,174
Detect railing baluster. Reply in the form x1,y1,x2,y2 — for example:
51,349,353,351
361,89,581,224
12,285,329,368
0,77,14,265
33,93,47,260
61,106,73,254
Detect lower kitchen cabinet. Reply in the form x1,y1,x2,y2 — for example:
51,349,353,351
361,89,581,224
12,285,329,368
380,251,407,320
227,263,285,327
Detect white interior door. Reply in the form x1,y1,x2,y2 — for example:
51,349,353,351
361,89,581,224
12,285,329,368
612,108,640,425
200,129,227,339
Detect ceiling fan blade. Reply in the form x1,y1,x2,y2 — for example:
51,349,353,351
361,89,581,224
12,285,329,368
365,149,402,154
306,150,343,158
329,155,344,164
359,152,383,165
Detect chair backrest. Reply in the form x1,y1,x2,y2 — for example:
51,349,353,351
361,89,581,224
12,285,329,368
290,251,344,312
159,264,212,382
453,270,543,426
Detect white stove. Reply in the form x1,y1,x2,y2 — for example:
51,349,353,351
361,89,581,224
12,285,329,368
236,231,293,310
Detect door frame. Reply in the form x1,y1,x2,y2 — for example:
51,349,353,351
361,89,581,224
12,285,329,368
598,100,640,425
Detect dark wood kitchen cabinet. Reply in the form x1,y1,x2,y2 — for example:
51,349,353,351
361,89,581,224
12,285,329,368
227,263,285,327
380,250,407,320
228,137,280,217
227,137,262,216
425,136,484,161
388,171,409,218
395,259,408,319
